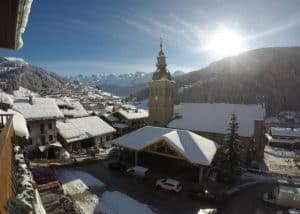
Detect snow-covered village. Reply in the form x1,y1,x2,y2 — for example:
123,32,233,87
0,1,300,214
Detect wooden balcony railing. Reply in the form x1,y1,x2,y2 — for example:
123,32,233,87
0,114,16,214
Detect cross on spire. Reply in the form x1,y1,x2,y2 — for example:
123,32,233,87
160,37,163,51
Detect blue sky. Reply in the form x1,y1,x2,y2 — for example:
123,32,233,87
1,0,300,76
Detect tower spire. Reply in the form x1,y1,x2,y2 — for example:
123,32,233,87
160,37,163,52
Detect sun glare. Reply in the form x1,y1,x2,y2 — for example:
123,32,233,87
206,27,247,57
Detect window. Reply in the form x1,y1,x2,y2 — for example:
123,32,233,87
48,123,52,129
49,135,53,142
106,135,111,141
40,124,45,133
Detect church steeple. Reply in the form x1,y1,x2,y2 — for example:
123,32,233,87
152,39,172,81
149,39,175,127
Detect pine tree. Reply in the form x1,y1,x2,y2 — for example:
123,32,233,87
216,113,241,183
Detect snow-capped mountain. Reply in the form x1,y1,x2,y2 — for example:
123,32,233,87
0,57,70,93
71,71,185,96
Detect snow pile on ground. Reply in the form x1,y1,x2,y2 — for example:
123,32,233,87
55,169,104,213
55,169,105,194
264,145,296,158
74,191,102,214
100,191,154,214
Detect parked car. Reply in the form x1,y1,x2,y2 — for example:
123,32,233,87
126,166,150,177
156,178,182,192
189,187,217,201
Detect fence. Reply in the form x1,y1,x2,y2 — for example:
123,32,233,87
0,114,16,214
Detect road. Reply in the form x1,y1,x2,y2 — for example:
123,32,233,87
61,160,278,214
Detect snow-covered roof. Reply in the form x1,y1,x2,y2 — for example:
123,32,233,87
113,123,128,129
117,108,149,120
102,113,119,122
56,99,89,118
13,97,63,120
0,92,14,105
112,126,218,166
12,86,40,97
57,116,116,143
0,109,29,139
270,127,300,138
168,103,266,137
265,133,300,144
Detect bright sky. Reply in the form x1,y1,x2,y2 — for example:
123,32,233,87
1,0,300,76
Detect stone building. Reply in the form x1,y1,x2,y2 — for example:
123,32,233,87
149,41,175,127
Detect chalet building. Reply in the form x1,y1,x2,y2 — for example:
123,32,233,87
265,127,300,150
13,96,63,145
0,1,41,212
56,116,116,151
167,103,266,161
114,107,148,132
100,113,129,136
148,41,266,161
112,126,218,183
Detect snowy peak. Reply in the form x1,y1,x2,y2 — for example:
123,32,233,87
4,57,28,65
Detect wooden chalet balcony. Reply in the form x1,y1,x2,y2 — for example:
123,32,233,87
0,114,16,214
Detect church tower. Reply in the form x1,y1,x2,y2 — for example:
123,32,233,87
149,40,175,126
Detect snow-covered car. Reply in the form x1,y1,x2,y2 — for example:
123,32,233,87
126,166,150,177
156,178,182,192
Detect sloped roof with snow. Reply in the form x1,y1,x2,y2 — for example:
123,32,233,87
0,92,14,105
0,109,29,138
112,126,218,166
57,116,116,143
57,99,89,118
117,108,149,120
13,97,63,120
102,113,119,122
168,103,266,137
270,127,300,138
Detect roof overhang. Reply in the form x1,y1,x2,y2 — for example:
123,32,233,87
0,0,33,49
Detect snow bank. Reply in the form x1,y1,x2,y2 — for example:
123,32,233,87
100,191,154,214
75,192,102,214
55,169,105,194
55,169,104,213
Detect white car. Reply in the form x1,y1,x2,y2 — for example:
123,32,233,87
156,178,182,192
126,166,150,177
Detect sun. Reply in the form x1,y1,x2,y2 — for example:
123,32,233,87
206,27,247,57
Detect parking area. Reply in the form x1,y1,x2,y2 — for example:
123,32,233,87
61,160,215,214
58,160,279,214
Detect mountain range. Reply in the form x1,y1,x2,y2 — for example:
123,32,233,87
71,70,185,96
0,57,69,93
1,46,300,115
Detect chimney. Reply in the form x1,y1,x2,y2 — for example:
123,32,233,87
29,95,33,105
